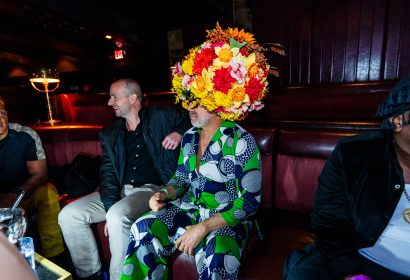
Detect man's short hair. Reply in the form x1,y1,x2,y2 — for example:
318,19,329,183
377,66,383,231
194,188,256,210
377,76,410,130
118,79,143,102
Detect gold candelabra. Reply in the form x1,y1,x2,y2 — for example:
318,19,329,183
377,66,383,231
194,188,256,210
29,68,60,126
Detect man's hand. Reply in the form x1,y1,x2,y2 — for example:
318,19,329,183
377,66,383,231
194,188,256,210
162,132,182,150
149,192,166,212
175,223,207,255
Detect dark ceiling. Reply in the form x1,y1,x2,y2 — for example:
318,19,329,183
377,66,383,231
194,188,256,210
0,0,237,92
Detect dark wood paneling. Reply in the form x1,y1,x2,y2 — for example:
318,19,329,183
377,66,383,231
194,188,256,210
384,0,406,79
369,0,386,81
344,0,361,82
394,0,410,77
331,1,348,83
254,0,410,86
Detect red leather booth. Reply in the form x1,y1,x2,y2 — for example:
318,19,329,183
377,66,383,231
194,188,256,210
30,81,392,279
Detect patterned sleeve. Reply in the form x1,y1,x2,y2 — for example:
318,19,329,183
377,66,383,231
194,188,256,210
220,130,262,227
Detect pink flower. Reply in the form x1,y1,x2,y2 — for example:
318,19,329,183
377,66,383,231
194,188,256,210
211,42,225,48
182,75,195,90
230,59,246,84
172,63,183,77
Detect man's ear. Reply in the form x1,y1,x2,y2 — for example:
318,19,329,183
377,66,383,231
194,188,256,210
391,115,403,132
129,93,137,104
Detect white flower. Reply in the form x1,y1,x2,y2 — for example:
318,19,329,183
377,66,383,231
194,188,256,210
182,75,195,90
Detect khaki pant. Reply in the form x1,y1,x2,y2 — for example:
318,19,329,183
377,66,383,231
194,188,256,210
58,184,160,280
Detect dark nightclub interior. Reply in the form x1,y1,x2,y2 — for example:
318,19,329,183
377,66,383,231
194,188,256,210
1,0,410,279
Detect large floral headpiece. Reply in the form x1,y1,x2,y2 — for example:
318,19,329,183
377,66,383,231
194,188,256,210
172,23,284,121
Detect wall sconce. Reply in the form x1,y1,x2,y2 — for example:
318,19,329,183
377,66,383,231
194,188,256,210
29,68,60,126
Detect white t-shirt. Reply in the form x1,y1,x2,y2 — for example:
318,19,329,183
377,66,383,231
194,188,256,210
359,184,410,277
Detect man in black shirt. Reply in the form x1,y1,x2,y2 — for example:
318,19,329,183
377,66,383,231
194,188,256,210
58,79,190,280
0,97,64,259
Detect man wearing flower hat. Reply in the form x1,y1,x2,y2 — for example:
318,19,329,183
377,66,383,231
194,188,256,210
284,76,410,280
121,24,277,280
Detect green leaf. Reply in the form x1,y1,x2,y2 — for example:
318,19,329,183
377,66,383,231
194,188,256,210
229,38,246,49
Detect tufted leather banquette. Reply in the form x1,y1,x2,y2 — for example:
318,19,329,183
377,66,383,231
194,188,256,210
31,122,363,279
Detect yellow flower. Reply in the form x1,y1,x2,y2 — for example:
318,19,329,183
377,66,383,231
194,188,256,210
200,96,218,111
191,69,213,92
181,48,196,75
191,70,213,100
182,58,194,75
214,44,239,68
243,53,258,77
219,112,239,121
217,44,234,62
181,100,190,109
172,76,183,93
194,76,206,91
214,91,233,108
191,86,208,100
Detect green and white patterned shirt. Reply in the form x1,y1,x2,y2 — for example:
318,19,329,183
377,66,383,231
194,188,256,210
168,121,262,226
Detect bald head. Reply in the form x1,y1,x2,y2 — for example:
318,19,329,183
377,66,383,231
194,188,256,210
112,79,143,102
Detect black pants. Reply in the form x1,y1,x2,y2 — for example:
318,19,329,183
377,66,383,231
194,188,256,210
283,244,410,280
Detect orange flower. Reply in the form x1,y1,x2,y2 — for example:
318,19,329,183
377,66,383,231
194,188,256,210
248,63,259,78
226,27,256,44
219,47,233,62
195,76,206,91
207,22,257,45
231,87,245,102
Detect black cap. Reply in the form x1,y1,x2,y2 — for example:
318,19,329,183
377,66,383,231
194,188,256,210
376,76,410,129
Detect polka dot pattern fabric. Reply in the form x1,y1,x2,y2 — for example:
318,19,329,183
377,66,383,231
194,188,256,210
121,121,261,280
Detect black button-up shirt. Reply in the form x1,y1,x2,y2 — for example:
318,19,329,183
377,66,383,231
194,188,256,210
123,122,162,188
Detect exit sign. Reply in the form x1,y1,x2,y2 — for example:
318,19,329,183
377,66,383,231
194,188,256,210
114,49,125,60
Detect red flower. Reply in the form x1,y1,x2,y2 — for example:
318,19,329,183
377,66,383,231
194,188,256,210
239,48,249,56
192,48,216,75
213,67,236,93
245,78,264,102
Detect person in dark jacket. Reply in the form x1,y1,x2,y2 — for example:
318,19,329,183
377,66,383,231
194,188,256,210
58,78,191,280
284,77,410,280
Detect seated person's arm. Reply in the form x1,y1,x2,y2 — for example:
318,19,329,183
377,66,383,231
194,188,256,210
161,108,191,150
162,132,182,150
99,132,121,212
175,213,228,255
311,142,353,254
22,159,47,195
149,143,189,211
1,159,47,207
149,184,177,212
218,132,262,227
